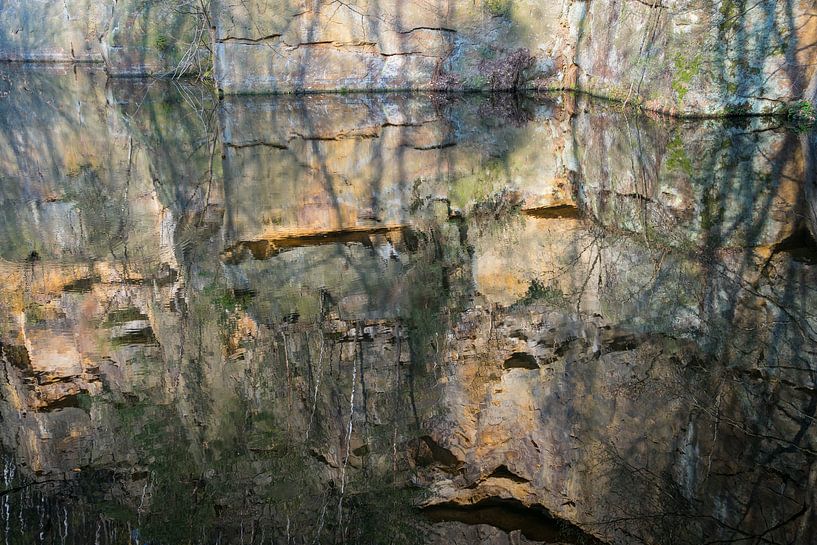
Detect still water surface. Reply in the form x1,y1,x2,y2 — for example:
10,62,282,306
0,64,816,544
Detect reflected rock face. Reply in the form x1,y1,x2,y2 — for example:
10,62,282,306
0,67,816,544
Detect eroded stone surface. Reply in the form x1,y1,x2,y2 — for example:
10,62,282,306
0,0,208,75
572,0,817,115
211,0,562,93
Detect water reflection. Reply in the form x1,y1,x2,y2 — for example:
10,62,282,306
0,65,815,545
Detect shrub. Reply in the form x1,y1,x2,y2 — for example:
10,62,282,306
484,0,512,17
786,100,816,125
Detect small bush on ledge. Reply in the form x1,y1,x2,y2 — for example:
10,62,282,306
785,100,816,127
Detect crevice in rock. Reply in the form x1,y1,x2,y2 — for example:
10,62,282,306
522,204,580,219
552,337,582,357
36,374,83,386
217,34,282,44
486,464,530,483
284,41,377,52
599,189,654,203
398,27,457,34
110,326,157,346
382,121,428,128
771,225,817,264
503,352,539,370
103,308,148,326
63,277,100,293
221,225,408,263
224,140,288,150
299,133,376,141
423,497,605,544
630,0,668,8
417,435,463,470
381,50,422,57
309,448,339,468
34,394,81,412
1,343,31,370
601,330,643,352
410,141,456,150
381,51,442,59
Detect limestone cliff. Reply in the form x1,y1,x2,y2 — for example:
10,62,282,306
0,0,209,76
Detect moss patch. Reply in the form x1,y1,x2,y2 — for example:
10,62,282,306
484,0,512,17
665,133,693,176
672,53,702,103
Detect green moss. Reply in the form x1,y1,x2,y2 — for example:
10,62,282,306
195,282,255,348
343,486,425,545
447,158,507,210
719,0,738,33
468,188,524,236
514,279,567,308
153,33,170,52
723,102,751,116
638,220,697,254
75,392,93,411
202,283,252,313
785,100,816,128
671,53,702,103
23,302,46,324
484,0,512,17
102,307,147,326
466,74,489,89
665,133,693,177
477,45,497,60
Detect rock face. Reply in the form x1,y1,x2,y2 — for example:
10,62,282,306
209,0,817,109
210,0,561,93
571,0,817,115
2,1,816,113
0,0,111,62
0,0,208,75
0,67,816,544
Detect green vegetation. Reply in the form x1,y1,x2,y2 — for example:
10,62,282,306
153,33,171,52
785,100,816,127
722,102,751,116
23,302,47,324
665,133,693,177
477,45,497,60
515,279,567,308
484,0,512,17
196,281,255,349
343,486,425,545
102,307,148,326
718,0,739,33
448,158,511,212
671,53,702,103
202,282,252,314
469,188,524,233
465,74,489,89
75,392,93,411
